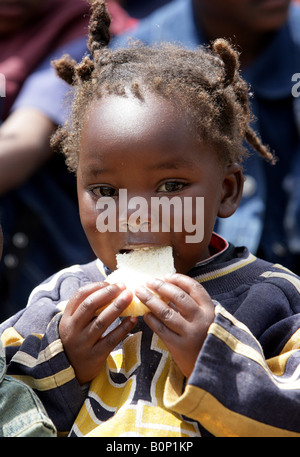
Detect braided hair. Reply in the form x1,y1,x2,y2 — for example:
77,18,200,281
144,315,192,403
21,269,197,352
51,0,275,173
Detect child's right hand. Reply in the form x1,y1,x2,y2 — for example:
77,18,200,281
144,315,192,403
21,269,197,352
59,282,137,385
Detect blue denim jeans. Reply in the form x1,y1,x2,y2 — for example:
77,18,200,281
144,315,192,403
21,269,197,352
0,340,56,437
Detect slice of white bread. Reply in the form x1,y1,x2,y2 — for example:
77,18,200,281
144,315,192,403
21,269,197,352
105,246,175,316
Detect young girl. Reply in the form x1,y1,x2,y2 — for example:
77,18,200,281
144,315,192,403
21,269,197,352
1,0,300,437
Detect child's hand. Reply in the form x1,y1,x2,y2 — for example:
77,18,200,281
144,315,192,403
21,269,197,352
135,273,215,378
59,282,137,385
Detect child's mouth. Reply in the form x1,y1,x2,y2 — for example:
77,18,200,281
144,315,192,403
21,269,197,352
118,245,164,255
119,249,133,254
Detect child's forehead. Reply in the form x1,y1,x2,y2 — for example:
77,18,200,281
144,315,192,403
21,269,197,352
79,93,223,178
78,93,225,171
83,93,190,137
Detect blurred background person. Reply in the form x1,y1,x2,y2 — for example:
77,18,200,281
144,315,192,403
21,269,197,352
118,0,173,18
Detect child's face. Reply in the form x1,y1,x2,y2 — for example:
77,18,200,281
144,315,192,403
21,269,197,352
77,93,242,273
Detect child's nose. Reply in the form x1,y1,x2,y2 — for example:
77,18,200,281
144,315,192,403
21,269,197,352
119,219,151,233
118,195,153,233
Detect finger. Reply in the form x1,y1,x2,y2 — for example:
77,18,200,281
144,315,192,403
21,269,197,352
63,282,108,317
71,282,126,328
144,277,200,319
164,274,215,328
164,273,211,303
88,289,134,342
93,314,137,358
135,285,183,334
165,274,213,312
144,309,181,345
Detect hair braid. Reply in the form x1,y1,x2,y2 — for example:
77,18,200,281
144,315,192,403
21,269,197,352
245,128,276,163
212,38,238,88
87,0,111,57
211,38,275,163
52,54,77,85
51,0,276,172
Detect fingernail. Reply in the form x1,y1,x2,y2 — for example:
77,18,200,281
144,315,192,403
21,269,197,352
119,289,132,299
146,278,163,287
164,273,175,279
135,285,148,296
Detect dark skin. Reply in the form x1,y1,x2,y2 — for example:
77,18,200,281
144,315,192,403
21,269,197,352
59,93,244,383
193,0,291,67
0,0,43,35
0,0,55,194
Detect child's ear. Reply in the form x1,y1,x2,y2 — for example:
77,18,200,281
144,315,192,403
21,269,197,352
217,163,244,218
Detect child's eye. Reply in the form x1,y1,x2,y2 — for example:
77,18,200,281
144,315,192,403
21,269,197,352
92,186,118,197
157,182,186,193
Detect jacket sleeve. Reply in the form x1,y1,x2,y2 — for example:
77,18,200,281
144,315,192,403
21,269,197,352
164,303,300,436
0,265,91,435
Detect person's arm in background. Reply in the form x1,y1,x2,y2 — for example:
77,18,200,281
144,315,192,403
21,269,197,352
0,1,138,197
0,37,86,196
0,107,55,195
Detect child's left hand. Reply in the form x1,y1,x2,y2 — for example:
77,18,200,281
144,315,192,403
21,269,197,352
135,273,215,378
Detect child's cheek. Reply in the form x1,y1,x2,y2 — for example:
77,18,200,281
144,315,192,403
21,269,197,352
78,193,99,233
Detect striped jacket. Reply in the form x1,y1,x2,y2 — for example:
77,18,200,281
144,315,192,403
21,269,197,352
1,239,300,436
